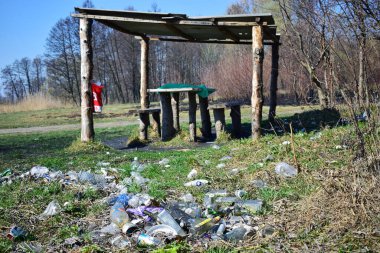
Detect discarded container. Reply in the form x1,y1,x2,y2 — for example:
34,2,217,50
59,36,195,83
41,200,61,218
131,157,145,172
146,224,178,237
239,199,263,214
110,235,131,249
216,221,226,236
215,197,238,204
109,194,130,207
206,189,228,197
128,194,152,208
224,226,247,241
220,156,232,161
110,202,130,228
0,168,12,177
180,193,194,203
30,166,49,178
137,233,161,246
157,209,186,237
216,163,226,169
212,144,220,150
235,190,247,199
251,179,267,189
7,226,27,240
131,172,150,185
184,179,208,187
158,158,170,166
275,162,297,177
121,223,138,234
193,216,221,235
100,223,121,235
263,155,274,162
187,169,198,179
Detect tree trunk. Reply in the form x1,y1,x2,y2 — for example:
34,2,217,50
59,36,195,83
198,95,212,140
251,25,264,139
140,37,149,109
160,93,175,141
80,18,95,142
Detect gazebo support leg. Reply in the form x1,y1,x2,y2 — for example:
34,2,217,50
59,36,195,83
188,92,197,142
251,25,264,139
230,105,241,138
160,93,174,141
214,108,226,139
269,43,279,124
171,93,180,132
152,111,161,137
139,112,149,141
140,37,149,109
79,18,94,142
198,95,212,140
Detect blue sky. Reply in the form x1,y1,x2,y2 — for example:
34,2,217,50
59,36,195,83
0,0,235,72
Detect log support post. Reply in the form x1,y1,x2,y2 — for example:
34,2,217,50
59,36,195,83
251,25,264,139
80,18,94,142
213,108,226,139
152,111,161,137
171,93,180,132
198,95,212,140
230,105,241,138
160,93,175,141
140,37,149,109
188,92,197,142
269,43,279,124
139,113,149,141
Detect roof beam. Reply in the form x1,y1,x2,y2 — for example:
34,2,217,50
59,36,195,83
143,36,280,45
217,26,239,43
164,24,195,41
97,20,146,38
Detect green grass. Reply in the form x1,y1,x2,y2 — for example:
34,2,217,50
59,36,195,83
0,105,368,252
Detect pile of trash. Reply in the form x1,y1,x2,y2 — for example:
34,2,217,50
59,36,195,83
0,157,294,250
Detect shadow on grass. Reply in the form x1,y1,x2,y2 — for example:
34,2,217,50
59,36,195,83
228,108,342,139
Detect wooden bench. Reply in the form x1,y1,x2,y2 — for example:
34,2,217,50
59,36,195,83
127,108,161,141
208,101,248,138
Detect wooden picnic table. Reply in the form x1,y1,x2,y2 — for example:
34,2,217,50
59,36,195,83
148,87,212,141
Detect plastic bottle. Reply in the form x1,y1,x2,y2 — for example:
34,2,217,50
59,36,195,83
110,202,130,229
157,209,186,237
224,226,247,241
192,216,221,235
184,179,208,187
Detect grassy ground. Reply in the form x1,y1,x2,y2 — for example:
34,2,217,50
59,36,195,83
0,105,378,252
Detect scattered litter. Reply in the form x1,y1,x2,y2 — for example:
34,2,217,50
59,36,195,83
18,242,43,253
239,199,263,213
30,166,49,178
100,223,121,235
204,160,211,165
131,157,146,172
97,161,110,167
7,226,28,241
184,179,208,187
263,155,274,162
261,225,275,237
158,158,170,166
220,156,232,161
110,235,131,249
180,193,195,203
216,163,226,169
234,190,247,199
40,200,61,218
281,141,291,146
1,168,12,177
310,132,322,140
137,233,161,246
251,179,267,189
335,145,348,150
275,162,298,177
187,169,198,179
212,144,220,150
224,226,247,241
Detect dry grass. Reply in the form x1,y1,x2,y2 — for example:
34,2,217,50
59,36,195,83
0,93,71,113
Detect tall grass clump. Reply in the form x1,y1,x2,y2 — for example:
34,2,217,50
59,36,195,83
0,92,70,113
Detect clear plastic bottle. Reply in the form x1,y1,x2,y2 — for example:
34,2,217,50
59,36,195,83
110,202,130,228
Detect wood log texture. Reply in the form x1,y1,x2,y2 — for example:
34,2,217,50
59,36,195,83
160,93,175,141
198,95,212,140
188,92,197,142
80,18,95,142
269,43,279,123
139,112,149,140
251,25,264,139
230,105,242,138
140,37,149,109
213,108,226,139
171,93,180,132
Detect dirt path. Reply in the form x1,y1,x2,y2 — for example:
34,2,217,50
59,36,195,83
0,120,139,135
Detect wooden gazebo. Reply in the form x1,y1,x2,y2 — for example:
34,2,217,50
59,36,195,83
72,8,280,141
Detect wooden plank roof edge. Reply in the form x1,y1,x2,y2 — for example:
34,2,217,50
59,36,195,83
73,7,275,25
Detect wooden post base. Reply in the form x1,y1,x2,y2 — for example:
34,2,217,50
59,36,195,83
230,105,241,138
198,96,212,140
213,108,226,139
152,111,161,137
160,93,175,141
139,112,150,141
188,92,197,142
171,93,180,132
